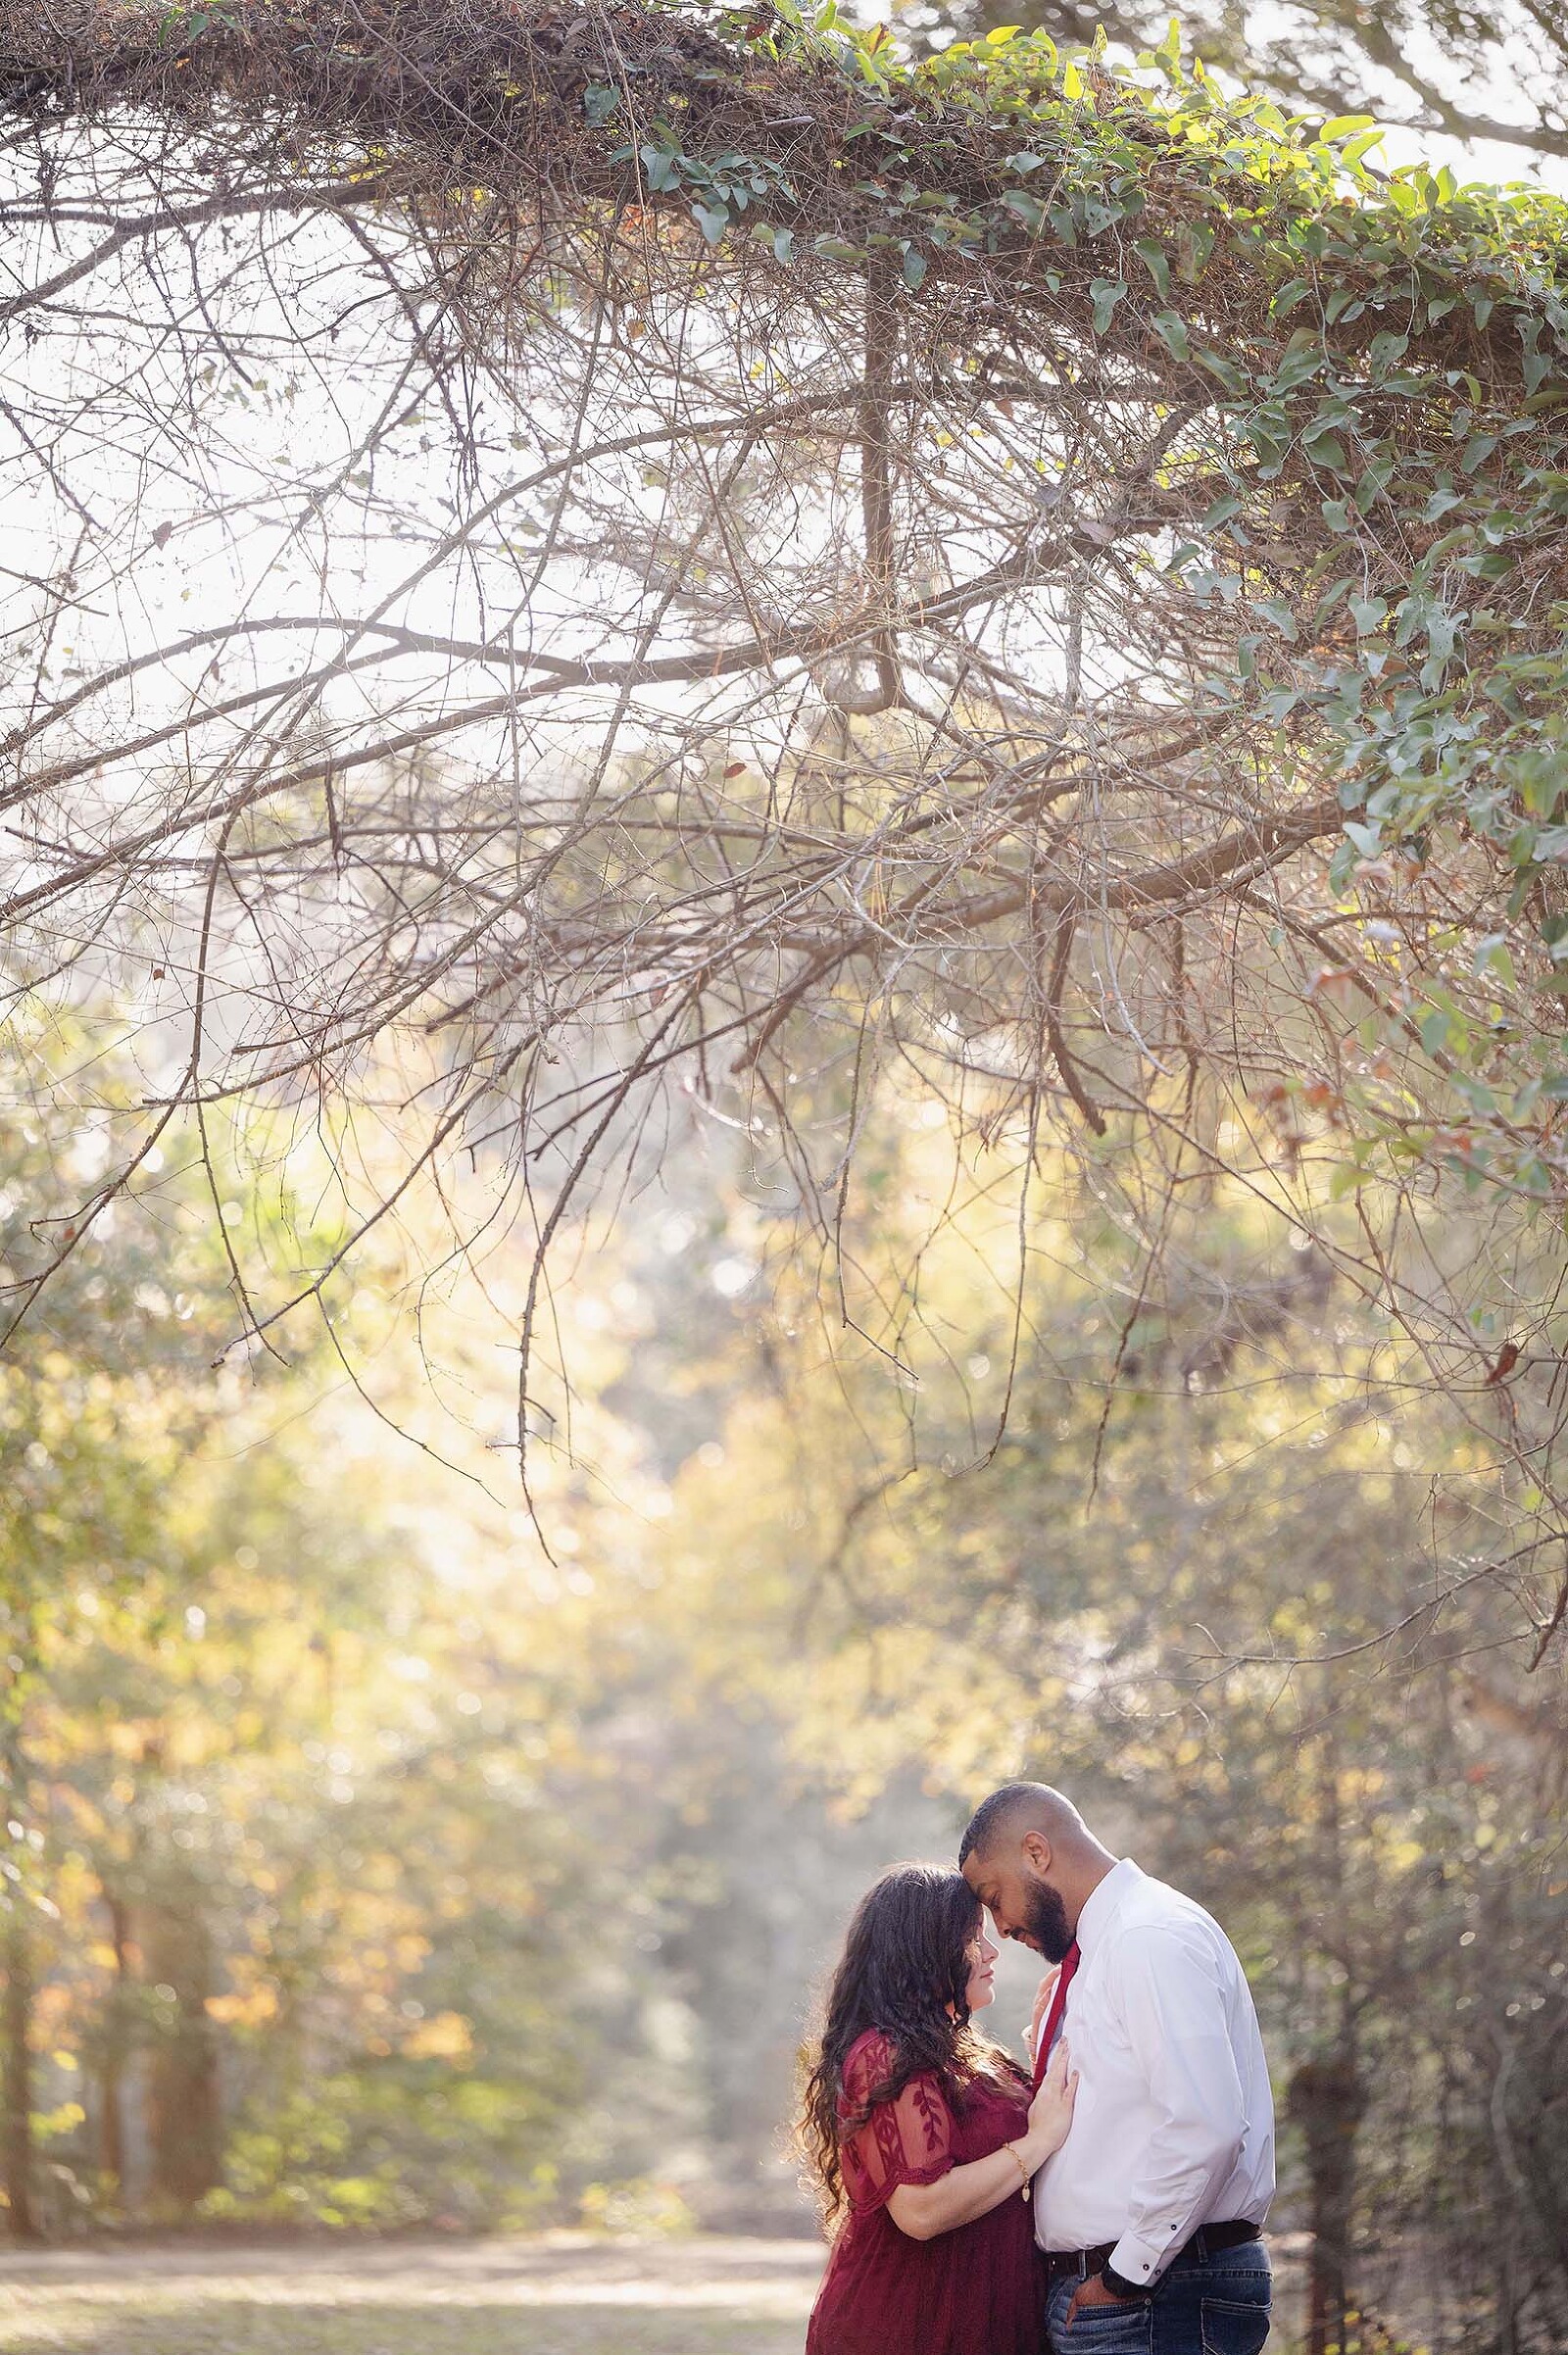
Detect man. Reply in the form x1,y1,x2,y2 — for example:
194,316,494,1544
959,1783,1274,2355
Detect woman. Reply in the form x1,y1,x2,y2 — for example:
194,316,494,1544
800,1862,1077,2355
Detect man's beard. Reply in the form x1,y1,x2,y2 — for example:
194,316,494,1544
1023,1880,1075,1962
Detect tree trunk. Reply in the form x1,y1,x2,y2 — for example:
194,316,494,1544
96,1889,132,2203
142,1896,222,2210
1291,2051,1367,2355
1,1907,37,2241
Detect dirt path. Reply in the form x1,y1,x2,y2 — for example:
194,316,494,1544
0,2233,827,2355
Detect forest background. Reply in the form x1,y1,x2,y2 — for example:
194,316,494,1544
2,4,1568,2355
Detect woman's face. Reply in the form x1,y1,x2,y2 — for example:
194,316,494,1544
963,1923,1000,2012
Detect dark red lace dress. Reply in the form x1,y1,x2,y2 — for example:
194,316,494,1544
805,2030,1045,2355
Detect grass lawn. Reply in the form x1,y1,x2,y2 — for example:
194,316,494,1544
0,2233,823,2355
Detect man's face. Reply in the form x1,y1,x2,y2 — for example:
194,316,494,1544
961,1842,1075,1961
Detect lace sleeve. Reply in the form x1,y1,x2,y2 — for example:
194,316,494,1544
839,2036,956,2212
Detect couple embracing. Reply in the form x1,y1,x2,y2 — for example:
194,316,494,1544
801,1784,1275,2355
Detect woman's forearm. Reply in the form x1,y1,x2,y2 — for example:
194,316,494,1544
886,2133,1047,2240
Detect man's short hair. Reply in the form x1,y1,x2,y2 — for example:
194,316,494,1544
958,1781,1052,1868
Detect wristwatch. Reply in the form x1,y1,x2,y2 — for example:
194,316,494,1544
1101,2264,1153,2300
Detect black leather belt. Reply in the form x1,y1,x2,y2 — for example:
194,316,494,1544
1044,2220,1261,2286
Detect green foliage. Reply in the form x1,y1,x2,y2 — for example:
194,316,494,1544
920,0,1568,170
205,2071,561,2230
0,1013,708,2236
157,3,243,39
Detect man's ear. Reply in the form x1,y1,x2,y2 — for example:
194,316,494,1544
1019,1829,1054,1876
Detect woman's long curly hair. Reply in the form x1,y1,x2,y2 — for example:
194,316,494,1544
797,1862,1027,2227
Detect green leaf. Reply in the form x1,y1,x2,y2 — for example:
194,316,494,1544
1423,488,1465,522
1312,576,1354,627
1090,278,1127,335
1349,595,1388,635
1302,433,1348,472
1195,349,1249,396
1424,607,1462,662
1273,339,1325,392
1152,311,1191,361
583,84,621,126
1250,597,1298,640
1135,239,1171,302
641,144,681,194
1342,128,1386,171
1001,190,1046,231
693,202,730,246
902,245,926,291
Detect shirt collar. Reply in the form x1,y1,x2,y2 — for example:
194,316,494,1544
1075,1856,1142,1958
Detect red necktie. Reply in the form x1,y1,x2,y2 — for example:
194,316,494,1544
1033,1941,1080,2088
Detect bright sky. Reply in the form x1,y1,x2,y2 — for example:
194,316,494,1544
1257,0,1568,193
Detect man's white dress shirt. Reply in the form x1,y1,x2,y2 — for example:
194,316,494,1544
1033,1857,1275,2288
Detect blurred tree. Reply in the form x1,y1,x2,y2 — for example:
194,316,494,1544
621,1104,1568,2348
1,1001,1562,2355
0,1013,610,2231
0,1012,243,2232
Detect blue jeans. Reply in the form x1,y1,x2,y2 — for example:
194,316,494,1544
1046,2239,1271,2355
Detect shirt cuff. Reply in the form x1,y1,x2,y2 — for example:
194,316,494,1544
1107,2232,1172,2289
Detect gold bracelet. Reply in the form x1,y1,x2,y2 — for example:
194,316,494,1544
1004,2140,1032,2192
